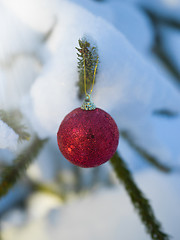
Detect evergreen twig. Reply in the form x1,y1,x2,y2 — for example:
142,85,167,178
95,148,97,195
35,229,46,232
76,37,99,98
30,179,66,201
121,131,173,173
153,109,179,117
73,165,83,193
0,225,2,240
110,152,170,240
142,7,180,83
153,45,180,82
0,110,30,142
42,17,57,43
143,7,180,30
0,136,48,199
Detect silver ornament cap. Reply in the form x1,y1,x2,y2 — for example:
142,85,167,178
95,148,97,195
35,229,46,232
81,94,96,110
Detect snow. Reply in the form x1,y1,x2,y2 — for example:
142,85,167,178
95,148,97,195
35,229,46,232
1,0,57,34
109,2,154,53
0,2,42,63
2,170,180,240
1,56,41,110
0,1,44,110
27,138,64,182
0,120,18,150
71,0,154,53
0,70,6,107
0,0,180,239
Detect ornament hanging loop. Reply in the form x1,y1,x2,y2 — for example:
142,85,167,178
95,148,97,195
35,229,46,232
81,55,98,111
89,57,98,96
83,55,98,97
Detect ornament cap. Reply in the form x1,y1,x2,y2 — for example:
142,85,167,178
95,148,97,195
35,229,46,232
81,94,96,110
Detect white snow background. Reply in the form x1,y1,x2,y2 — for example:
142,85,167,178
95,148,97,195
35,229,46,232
0,0,180,239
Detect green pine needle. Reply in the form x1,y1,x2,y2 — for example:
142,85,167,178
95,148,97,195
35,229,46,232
110,152,170,240
0,136,48,199
76,37,99,99
0,110,30,142
121,131,173,173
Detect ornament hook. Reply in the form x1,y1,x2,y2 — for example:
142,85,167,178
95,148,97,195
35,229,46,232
81,93,96,110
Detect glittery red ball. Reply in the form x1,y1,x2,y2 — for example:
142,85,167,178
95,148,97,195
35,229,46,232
57,108,119,168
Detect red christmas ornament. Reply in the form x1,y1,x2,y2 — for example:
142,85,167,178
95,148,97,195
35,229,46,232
57,50,119,167
57,95,119,168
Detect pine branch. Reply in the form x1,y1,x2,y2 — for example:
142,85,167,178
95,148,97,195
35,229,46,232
110,152,170,240
142,7,180,83
0,110,30,142
42,17,57,43
0,226,2,240
30,179,66,201
73,165,83,193
76,37,99,99
91,167,100,188
121,131,173,173
0,136,48,199
153,45,180,82
153,109,179,117
143,7,180,30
